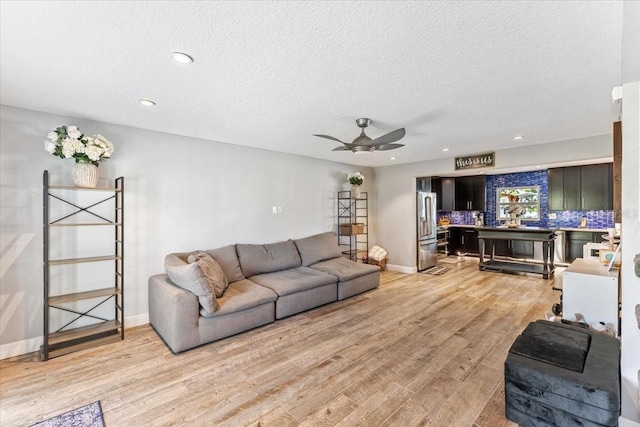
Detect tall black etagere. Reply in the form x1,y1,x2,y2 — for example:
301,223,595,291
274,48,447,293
337,191,369,262
42,170,124,360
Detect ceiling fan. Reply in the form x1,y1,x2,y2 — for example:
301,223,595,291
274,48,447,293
314,118,405,152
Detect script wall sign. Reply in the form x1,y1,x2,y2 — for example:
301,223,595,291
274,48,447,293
455,152,495,170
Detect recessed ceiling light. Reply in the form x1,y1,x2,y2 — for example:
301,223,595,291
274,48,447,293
535,165,541,168
442,148,449,152
139,98,156,106
171,52,193,64
513,135,524,140
390,157,396,160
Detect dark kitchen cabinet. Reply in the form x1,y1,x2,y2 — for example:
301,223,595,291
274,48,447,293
455,175,486,211
462,228,479,254
449,227,479,255
447,227,461,255
511,240,534,259
432,177,455,211
565,231,600,263
548,166,581,211
547,168,564,211
485,240,532,259
489,239,510,257
581,164,613,210
548,164,612,211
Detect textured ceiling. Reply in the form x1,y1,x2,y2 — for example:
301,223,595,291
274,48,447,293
0,1,624,167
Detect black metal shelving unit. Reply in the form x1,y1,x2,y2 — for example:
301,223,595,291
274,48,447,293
42,170,124,360
337,190,368,262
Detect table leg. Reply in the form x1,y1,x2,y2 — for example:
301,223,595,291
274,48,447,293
542,241,549,279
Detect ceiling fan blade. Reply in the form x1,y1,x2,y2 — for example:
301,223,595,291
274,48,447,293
332,145,351,151
374,143,405,151
313,134,346,144
365,128,406,146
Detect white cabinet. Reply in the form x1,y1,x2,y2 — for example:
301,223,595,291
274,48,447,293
562,258,619,335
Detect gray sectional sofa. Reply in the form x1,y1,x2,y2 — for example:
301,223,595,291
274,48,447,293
148,232,380,353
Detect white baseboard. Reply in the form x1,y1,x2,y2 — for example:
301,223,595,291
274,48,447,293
0,336,43,360
126,312,149,328
386,264,417,274
0,312,150,360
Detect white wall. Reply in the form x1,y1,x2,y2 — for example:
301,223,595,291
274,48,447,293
618,0,640,421
621,78,640,422
0,105,374,358
374,134,613,270
620,80,640,423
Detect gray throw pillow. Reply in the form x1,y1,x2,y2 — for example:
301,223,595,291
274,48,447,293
187,251,229,297
164,253,222,314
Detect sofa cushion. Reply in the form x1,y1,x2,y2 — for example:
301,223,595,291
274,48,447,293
293,232,342,267
311,256,380,281
164,253,219,314
200,278,278,318
250,267,337,297
187,251,229,298
205,244,244,283
236,240,302,278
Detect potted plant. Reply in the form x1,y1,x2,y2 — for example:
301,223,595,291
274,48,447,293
348,171,365,198
44,125,114,187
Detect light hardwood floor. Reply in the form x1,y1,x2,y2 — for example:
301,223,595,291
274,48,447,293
0,258,562,426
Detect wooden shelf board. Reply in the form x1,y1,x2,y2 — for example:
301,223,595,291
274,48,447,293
341,249,367,255
49,287,121,305
49,255,121,265
46,333,122,359
49,223,122,227
48,320,121,346
48,185,121,192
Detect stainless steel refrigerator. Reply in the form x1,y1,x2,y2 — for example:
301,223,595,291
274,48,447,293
417,192,438,271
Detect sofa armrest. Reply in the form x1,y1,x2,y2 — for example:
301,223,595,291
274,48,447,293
148,274,200,353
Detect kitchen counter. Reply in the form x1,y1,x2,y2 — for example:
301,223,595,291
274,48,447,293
559,227,608,232
479,226,558,232
441,224,607,233
477,227,557,279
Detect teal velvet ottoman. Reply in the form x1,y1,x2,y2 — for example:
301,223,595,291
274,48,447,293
505,320,620,427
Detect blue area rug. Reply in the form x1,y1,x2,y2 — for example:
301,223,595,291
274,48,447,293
31,401,105,427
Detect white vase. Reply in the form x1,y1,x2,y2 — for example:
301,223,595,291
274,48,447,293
72,162,99,188
351,185,361,199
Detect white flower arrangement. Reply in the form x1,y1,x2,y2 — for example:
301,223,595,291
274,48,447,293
506,204,525,216
44,125,114,166
348,171,365,186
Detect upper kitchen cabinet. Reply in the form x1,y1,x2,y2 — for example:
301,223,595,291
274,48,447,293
548,163,612,211
548,166,581,210
581,164,613,210
455,175,486,211
431,177,455,211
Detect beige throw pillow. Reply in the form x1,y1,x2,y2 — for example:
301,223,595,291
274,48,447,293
188,251,229,298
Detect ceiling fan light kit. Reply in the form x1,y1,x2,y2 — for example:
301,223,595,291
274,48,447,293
314,118,405,153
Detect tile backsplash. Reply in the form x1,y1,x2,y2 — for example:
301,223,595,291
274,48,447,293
552,210,614,229
436,170,614,229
